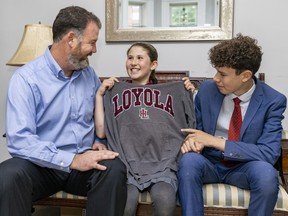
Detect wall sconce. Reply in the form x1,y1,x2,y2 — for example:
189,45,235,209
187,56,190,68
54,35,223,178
6,24,53,66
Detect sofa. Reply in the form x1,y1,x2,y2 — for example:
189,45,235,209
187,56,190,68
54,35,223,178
33,71,288,215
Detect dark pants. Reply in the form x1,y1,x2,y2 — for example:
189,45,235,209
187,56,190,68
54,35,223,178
0,157,127,216
178,152,279,216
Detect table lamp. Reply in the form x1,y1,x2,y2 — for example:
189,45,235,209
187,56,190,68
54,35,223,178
6,23,53,66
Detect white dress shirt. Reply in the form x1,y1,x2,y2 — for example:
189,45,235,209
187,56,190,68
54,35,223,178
214,80,256,139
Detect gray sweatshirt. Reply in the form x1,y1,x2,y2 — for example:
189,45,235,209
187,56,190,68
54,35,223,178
104,81,196,190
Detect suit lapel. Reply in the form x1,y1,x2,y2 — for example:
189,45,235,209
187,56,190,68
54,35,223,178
211,91,225,133
241,79,264,138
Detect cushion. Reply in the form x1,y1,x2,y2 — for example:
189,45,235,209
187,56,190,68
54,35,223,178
51,183,288,211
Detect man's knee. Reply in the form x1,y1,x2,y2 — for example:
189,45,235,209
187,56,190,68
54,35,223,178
0,158,33,194
0,158,30,183
178,153,205,178
249,161,278,195
103,157,126,175
95,158,127,185
179,152,205,167
251,161,278,182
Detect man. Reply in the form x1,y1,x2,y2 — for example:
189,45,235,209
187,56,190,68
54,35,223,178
178,34,287,216
0,6,127,216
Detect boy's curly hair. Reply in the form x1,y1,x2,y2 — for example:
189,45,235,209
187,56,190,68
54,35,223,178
208,33,263,75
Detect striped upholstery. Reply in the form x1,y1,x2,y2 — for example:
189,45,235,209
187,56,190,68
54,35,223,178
202,184,288,211
51,183,288,211
50,191,85,200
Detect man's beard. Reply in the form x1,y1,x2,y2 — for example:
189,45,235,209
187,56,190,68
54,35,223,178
68,53,89,70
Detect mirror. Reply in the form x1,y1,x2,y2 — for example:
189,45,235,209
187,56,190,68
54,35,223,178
106,0,234,42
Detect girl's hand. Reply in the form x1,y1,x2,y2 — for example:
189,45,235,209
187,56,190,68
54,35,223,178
97,77,119,96
182,77,196,93
92,143,107,151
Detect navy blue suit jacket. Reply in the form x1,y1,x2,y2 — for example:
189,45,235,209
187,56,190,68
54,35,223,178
195,77,287,165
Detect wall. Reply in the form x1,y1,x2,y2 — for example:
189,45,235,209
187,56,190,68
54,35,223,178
1,0,288,162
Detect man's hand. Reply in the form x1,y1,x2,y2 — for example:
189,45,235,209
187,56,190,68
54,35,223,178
70,149,119,171
181,129,204,154
181,128,226,153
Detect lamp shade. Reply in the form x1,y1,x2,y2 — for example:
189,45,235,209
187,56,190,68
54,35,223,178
6,24,53,66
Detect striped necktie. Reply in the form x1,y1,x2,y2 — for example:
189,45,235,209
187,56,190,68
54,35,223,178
228,97,242,141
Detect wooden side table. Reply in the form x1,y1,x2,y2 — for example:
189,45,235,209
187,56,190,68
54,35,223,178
282,139,288,188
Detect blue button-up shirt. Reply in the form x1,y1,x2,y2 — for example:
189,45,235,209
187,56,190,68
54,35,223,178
6,48,101,172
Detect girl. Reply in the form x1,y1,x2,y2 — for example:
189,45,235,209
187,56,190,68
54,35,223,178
95,42,194,216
